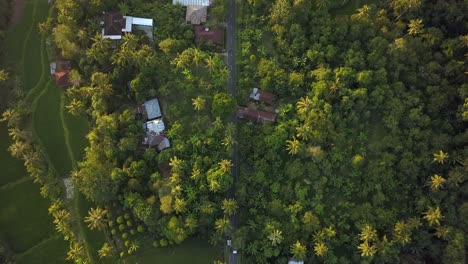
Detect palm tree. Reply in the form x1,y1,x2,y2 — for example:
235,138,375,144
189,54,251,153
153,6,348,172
218,67,229,82
205,55,217,72
66,99,85,116
192,96,206,111
1,108,20,127
222,199,238,216
169,156,184,173
358,241,376,257
314,241,328,257
84,207,108,230
296,125,312,141
215,218,231,234
8,128,27,141
356,5,370,19
315,0,330,10
192,48,203,66
408,19,424,35
286,138,301,155
435,226,450,240
221,135,235,152
433,150,449,164
8,140,29,158
174,198,187,214
0,69,9,81
430,174,445,190
296,96,312,114
290,240,307,260
424,206,443,226
128,240,140,254
98,243,114,258
191,168,202,181
218,159,233,174
66,242,84,261
53,209,71,225
267,229,283,246
359,224,377,242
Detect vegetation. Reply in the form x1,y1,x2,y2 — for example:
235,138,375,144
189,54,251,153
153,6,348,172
1,0,466,263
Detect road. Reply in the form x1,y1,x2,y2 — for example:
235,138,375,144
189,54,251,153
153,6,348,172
226,0,238,263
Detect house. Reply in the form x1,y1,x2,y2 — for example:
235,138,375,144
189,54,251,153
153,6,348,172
186,6,207,24
138,98,162,121
249,88,276,105
144,131,171,151
102,11,154,40
194,25,223,46
237,107,276,123
139,98,170,151
50,61,72,88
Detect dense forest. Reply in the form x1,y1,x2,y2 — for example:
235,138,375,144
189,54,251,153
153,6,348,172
1,0,467,263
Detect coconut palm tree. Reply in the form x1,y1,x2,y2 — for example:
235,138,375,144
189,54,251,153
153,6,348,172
424,206,443,226
433,150,449,164
0,69,9,81
267,229,283,246
8,128,27,141
66,242,84,261
435,226,450,240
286,138,301,155
408,19,424,36
358,241,376,257
359,224,377,242
218,159,233,174
66,99,85,116
296,124,312,141
98,243,114,258
215,218,231,234
222,199,238,216
290,240,306,260
430,174,445,190
192,96,206,111
296,96,312,114
169,156,184,173
314,241,327,257
84,207,108,230
205,55,217,72
174,198,187,214
192,48,203,66
221,135,235,152
191,168,202,181
8,140,29,158
1,108,20,127
356,5,370,19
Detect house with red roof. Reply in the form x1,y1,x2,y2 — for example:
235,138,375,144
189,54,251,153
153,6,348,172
50,61,72,88
194,25,223,46
237,107,276,123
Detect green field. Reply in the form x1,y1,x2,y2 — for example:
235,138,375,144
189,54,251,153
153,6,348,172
126,238,222,264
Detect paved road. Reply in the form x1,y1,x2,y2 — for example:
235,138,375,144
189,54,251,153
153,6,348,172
226,0,238,263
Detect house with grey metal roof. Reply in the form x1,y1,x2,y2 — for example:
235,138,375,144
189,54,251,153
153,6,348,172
101,11,154,40
138,98,162,120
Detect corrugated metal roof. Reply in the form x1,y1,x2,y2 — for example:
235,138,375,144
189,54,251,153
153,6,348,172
145,118,165,133
131,17,154,27
144,98,162,120
173,0,211,6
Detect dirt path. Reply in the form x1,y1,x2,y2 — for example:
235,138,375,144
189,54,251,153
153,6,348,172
9,0,26,26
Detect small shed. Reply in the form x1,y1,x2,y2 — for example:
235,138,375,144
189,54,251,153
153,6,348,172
144,118,165,134
288,260,304,264
145,131,171,151
249,88,276,105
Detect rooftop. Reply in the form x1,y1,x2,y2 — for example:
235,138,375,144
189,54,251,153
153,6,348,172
249,88,276,105
237,107,276,123
139,98,162,120
50,61,72,88
186,6,207,25
173,0,212,6
194,25,223,46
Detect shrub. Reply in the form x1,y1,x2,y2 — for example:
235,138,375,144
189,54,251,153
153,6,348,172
117,216,124,224
137,225,145,233
124,213,131,220
119,224,126,231
130,229,136,235
111,229,117,235
108,220,114,227
126,220,133,227
160,239,168,247
122,233,129,239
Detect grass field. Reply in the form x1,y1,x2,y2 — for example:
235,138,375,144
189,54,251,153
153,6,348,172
16,236,67,264
126,238,222,264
